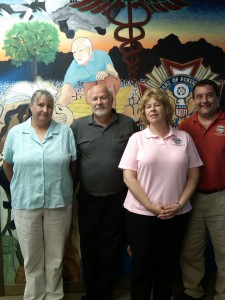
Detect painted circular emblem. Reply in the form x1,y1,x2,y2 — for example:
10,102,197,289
174,84,189,98
160,75,197,127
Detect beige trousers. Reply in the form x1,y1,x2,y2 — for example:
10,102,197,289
13,204,72,300
180,190,225,300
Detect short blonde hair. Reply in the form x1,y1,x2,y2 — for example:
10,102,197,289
140,87,174,127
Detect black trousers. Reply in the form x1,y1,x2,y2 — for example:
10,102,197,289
126,210,189,300
77,188,127,300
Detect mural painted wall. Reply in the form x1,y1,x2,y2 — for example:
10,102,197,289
0,0,225,287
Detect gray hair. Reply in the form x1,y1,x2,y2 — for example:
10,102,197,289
87,85,113,103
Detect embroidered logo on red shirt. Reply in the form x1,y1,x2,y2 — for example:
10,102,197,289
216,125,225,135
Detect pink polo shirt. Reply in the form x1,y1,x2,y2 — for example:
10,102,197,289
118,126,203,216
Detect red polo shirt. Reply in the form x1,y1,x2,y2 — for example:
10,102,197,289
179,109,225,190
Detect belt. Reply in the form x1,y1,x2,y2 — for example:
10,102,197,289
197,188,225,194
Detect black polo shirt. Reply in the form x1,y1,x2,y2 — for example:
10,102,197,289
71,111,138,196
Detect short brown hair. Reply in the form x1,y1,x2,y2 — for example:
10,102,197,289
192,79,220,98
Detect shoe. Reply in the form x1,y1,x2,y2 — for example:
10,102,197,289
176,293,203,300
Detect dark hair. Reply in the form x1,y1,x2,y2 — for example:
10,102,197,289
139,87,174,126
192,79,220,98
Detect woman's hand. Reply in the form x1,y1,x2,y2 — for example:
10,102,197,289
150,204,165,216
157,203,180,219
158,167,200,220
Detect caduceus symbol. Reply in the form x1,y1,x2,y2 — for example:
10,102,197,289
70,0,189,82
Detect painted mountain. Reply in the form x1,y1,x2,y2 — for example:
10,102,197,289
1,34,225,83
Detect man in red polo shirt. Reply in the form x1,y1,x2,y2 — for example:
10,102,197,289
178,79,225,300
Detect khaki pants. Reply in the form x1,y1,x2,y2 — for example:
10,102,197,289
180,191,225,300
13,204,72,300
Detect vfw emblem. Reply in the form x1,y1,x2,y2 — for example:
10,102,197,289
161,77,195,119
139,58,221,127
174,83,189,118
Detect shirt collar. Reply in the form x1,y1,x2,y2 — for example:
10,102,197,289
73,51,95,67
144,125,176,139
87,109,117,125
22,117,59,137
89,51,96,62
193,108,225,123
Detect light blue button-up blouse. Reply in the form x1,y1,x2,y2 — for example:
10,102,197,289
3,118,76,209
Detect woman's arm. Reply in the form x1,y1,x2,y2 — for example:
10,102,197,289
3,160,13,182
123,169,164,216
160,167,199,219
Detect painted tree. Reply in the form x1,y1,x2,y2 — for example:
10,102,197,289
3,21,60,80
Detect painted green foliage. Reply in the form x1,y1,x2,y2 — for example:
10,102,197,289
3,21,60,67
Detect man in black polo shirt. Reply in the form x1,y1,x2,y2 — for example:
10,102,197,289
71,84,138,300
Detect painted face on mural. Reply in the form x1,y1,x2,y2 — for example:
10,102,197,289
145,98,167,125
193,84,219,119
30,95,54,125
89,85,113,117
72,42,92,66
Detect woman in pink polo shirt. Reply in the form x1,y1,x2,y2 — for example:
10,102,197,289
119,87,203,300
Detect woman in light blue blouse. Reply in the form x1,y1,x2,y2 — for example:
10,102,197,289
3,90,77,300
